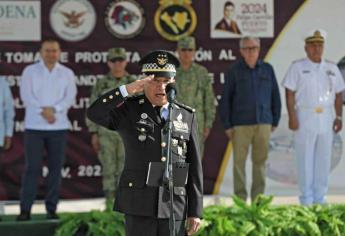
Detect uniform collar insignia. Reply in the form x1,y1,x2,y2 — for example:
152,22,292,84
174,103,180,109
139,99,145,104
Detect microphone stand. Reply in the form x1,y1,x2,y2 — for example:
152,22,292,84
163,99,176,236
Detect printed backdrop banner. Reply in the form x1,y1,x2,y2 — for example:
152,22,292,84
0,0,41,41
1,0,344,200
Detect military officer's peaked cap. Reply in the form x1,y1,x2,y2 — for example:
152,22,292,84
305,29,327,43
139,50,180,78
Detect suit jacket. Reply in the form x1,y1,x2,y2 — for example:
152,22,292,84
215,18,241,34
87,87,203,220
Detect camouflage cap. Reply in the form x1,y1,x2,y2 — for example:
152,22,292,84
177,36,196,49
107,47,127,61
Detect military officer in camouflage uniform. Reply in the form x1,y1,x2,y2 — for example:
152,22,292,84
86,48,136,202
87,50,203,236
176,36,216,155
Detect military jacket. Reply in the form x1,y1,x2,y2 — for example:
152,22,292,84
176,63,216,141
86,72,136,137
87,87,203,220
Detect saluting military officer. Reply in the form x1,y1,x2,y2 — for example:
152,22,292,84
86,47,136,203
176,36,216,156
282,29,345,205
87,50,203,236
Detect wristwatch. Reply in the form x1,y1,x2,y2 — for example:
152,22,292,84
336,116,342,121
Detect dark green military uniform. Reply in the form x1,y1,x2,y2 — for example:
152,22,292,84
176,36,216,155
176,63,215,145
86,47,136,201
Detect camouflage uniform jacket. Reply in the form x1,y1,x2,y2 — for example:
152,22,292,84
175,63,216,140
86,72,137,137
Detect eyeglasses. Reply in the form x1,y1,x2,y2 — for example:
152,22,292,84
109,58,125,63
180,48,194,52
241,46,260,52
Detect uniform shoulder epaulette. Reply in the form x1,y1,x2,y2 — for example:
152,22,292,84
174,101,195,113
292,58,305,64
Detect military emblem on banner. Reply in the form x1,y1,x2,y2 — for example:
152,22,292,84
154,0,197,41
50,0,96,42
104,0,145,39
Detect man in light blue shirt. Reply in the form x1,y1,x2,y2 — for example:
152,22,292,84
17,39,77,221
0,77,14,151
0,76,14,221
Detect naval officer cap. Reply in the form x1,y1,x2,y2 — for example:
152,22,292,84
139,50,180,78
305,29,327,43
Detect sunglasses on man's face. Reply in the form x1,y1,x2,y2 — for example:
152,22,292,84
180,48,194,52
109,58,125,63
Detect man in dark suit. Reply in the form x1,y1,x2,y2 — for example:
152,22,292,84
87,50,203,236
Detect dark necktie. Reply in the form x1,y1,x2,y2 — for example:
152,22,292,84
155,106,163,123
154,106,165,124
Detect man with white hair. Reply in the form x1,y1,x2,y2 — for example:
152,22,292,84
220,36,281,202
282,29,345,205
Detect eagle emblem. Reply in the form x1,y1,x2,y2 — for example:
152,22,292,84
60,10,86,28
157,53,168,66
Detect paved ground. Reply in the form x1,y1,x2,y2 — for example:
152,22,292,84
2,195,345,215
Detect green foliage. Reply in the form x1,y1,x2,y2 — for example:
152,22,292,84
55,210,125,236
196,195,345,236
55,195,345,236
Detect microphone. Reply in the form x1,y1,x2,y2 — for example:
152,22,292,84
165,83,177,102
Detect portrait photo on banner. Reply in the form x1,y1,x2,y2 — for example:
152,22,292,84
210,0,274,39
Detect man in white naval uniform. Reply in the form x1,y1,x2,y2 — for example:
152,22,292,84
282,29,345,205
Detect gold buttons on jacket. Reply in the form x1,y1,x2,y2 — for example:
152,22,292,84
115,91,120,96
102,99,107,103
161,156,166,162
161,142,166,147
109,95,113,99
128,182,133,187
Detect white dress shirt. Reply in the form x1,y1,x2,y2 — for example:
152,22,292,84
282,58,345,133
282,58,345,109
20,60,77,130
